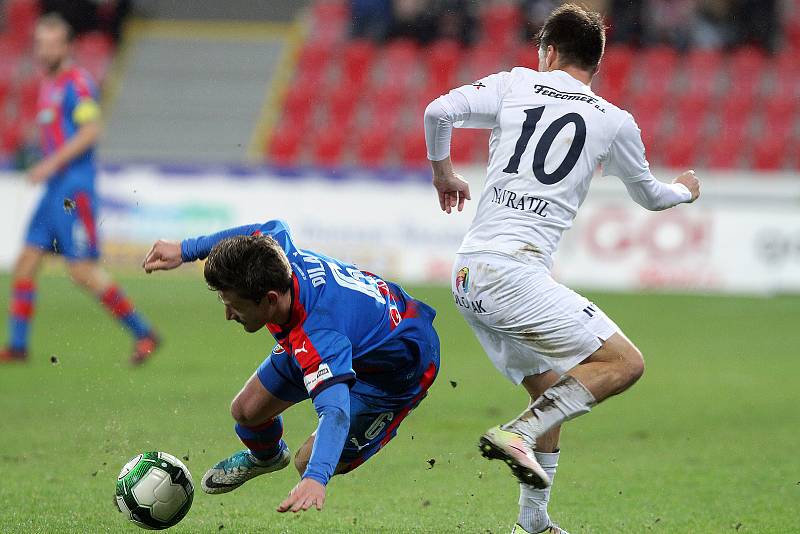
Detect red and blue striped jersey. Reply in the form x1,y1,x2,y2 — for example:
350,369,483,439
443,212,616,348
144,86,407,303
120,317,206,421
36,65,100,182
181,220,439,398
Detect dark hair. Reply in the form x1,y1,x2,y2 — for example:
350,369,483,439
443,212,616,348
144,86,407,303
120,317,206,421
37,12,76,42
537,4,606,73
204,235,292,303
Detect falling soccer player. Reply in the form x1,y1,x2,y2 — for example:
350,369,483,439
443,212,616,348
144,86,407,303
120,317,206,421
142,219,440,512
423,4,700,533
1,14,158,364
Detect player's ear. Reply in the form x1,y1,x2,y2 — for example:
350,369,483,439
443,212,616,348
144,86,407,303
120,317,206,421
546,45,557,70
264,290,279,306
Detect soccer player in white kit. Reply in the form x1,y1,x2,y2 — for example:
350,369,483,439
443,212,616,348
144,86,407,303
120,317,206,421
423,5,700,534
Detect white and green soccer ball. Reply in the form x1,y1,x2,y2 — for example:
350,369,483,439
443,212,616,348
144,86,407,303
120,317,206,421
115,451,194,530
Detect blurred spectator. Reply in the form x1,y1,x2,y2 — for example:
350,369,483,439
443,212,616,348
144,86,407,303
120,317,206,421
608,0,645,46
351,0,476,45
733,0,779,52
40,0,130,42
643,0,695,50
689,0,733,49
351,0,394,41
521,0,560,41
606,0,781,51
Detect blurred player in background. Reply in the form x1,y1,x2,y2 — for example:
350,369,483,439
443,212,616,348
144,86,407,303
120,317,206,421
142,219,440,513
0,14,159,364
424,4,700,534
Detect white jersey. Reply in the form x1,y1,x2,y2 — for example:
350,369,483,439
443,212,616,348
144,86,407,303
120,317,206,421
424,67,691,266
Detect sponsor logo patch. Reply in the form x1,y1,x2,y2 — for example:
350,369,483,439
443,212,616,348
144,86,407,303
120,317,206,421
303,363,333,393
455,267,470,294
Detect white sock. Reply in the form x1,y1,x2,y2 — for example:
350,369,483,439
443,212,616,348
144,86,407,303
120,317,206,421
504,376,595,446
518,450,560,533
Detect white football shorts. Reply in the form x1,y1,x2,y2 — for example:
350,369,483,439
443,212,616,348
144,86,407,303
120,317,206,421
452,252,620,384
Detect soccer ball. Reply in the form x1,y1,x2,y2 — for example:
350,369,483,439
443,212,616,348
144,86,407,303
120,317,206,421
115,451,194,530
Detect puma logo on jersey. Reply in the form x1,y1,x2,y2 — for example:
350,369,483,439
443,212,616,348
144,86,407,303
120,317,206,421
294,342,308,356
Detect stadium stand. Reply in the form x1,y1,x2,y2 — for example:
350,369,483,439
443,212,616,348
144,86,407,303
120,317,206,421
268,0,800,171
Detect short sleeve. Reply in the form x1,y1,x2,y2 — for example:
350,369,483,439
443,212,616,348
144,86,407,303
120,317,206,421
66,70,101,126
601,113,651,182
450,71,513,128
291,329,354,397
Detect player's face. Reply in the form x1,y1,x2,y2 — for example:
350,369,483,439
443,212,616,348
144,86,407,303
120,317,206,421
218,290,270,333
34,25,71,74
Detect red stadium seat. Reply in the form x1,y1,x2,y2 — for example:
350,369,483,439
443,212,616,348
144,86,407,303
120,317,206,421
663,129,703,169
637,46,679,99
480,3,520,52
309,0,348,46
380,40,420,92
268,122,304,166
0,117,23,154
312,120,348,166
282,82,318,128
450,128,488,164
683,49,723,97
760,98,796,153
719,91,755,125
751,136,789,170
4,0,39,45
596,44,634,101
729,46,766,97
399,128,428,167
296,39,334,77
354,121,394,167
19,74,41,121
675,92,712,127
426,40,462,90
75,32,114,59
327,82,361,125
465,45,504,81
773,50,800,93
707,132,743,169
512,41,539,71
341,40,376,85
75,34,114,82
0,32,26,59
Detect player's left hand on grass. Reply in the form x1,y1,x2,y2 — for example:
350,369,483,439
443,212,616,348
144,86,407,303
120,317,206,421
277,478,326,513
27,160,58,184
142,240,183,273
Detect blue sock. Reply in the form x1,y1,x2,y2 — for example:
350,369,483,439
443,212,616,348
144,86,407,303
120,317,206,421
235,417,284,460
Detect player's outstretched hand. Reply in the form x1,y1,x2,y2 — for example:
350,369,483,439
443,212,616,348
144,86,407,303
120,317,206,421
431,157,471,214
142,240,183,273
673,170,700,203
277,478,326,513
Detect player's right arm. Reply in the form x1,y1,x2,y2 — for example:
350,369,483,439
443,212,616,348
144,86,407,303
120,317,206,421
424,71,511,214
604,114,700,209
142,220,292,273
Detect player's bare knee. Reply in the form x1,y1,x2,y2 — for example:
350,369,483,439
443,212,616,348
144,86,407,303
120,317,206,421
621,345,645,386
230,395,255,425
293,450,309,475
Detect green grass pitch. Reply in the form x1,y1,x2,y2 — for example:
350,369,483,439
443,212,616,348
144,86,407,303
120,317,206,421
1,272,799,533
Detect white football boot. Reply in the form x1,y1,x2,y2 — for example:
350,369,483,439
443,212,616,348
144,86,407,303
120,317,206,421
479,425,550,489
